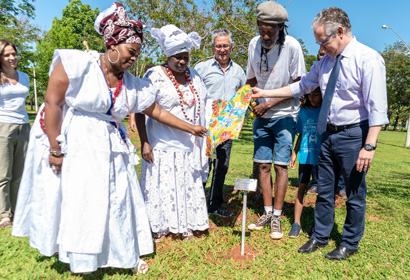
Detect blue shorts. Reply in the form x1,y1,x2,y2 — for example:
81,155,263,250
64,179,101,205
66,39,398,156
298,164,318,184
253,117,296,165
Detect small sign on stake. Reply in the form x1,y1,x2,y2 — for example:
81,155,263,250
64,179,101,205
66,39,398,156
234,178,257,256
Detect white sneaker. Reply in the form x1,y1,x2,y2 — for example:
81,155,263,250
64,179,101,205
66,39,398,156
248,211,272,230
270,215,283,239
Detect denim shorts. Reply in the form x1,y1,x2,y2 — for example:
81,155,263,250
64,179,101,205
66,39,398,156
253,117,296,165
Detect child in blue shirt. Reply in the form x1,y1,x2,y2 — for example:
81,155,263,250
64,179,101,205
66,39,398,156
288,87,322,238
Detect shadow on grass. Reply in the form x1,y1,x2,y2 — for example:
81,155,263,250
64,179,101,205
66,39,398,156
377,140,407,149
49,260,140,279
367,170,410,200
207,172,344,246
288,177,299,188
36,255,55,263
209,214,236,228
49,259,71,274
232,230,250,237
46,250,157,279
404,214,410,228
330,223,343,246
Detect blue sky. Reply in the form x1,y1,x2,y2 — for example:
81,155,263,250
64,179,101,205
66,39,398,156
33,0,410,55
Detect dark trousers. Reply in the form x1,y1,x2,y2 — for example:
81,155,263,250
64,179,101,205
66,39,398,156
312,123,369,250
208,139,232,211
311,166,346,191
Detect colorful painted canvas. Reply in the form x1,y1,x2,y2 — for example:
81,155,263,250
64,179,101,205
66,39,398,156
206,85,256,159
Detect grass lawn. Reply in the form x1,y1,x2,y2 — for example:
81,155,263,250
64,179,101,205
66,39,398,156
0,116,409,279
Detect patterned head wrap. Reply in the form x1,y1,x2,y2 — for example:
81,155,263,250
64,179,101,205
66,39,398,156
94,2,143,47
151,24,201,57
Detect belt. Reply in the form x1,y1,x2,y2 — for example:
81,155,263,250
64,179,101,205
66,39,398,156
326,121,365,132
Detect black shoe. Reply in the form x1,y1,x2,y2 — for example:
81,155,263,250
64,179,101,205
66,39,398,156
209,206,233,217
298,239,327,253
325,246,358,260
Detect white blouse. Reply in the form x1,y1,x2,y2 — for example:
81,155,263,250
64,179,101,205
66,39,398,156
0,70,29,124
143,65,210,152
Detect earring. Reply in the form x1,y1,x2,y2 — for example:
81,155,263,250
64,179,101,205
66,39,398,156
107,48,120,64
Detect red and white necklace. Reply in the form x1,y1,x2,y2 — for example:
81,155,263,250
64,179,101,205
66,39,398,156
103,54,130,143
165,62,201,123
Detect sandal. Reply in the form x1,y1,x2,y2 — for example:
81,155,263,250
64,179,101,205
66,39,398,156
181,229,194,241
153,229,169,243
0,217,11,228
131,259,149,274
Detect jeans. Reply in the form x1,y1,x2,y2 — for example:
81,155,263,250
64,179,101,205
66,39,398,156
252,117,296,165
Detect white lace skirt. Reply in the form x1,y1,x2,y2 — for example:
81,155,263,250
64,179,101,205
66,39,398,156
140,148,209,234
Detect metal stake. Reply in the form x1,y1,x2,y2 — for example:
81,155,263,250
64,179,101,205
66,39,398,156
234,178,256,256
241,190,248,256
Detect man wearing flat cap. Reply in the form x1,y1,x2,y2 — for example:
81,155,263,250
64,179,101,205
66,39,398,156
246,0,305,240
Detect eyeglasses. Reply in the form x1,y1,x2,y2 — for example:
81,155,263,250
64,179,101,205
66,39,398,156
214,44,231,50
316,33,332,46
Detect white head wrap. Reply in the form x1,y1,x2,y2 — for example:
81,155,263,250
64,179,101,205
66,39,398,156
150,24,201,57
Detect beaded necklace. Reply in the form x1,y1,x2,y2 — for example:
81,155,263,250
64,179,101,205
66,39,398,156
165,62,201,123
102,54,130,143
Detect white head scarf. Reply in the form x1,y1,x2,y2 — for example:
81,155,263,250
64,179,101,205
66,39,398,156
151,24,201,57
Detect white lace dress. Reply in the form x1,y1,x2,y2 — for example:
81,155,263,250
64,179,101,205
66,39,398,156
12,50,155,273
140,66,210,234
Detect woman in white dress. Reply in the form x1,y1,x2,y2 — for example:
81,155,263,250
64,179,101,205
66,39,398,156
12,3,206,274
137,25,210,242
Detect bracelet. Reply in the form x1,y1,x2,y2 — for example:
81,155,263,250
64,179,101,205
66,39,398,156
50,150,63,157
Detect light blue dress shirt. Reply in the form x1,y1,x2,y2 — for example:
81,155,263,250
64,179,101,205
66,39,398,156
195,58,246,101
290,38,389,127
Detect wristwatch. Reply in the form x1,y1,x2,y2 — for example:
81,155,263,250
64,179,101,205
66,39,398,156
364,144,376,151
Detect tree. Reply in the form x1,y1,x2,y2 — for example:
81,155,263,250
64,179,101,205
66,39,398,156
0,0,40,110
0,0,35,24
123,0,310,76
124,0,216,76
0,17,40,70
0,18,41,110
297,38,317,71
209,0,259,68
382,42,410,132
35,0,104,100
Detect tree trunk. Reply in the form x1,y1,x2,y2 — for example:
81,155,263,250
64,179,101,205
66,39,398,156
384,122,390,131
385,111,391,131
393,115,400,130
405,114,410,148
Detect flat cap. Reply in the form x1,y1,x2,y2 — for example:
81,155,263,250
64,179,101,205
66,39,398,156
257,1,288,24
